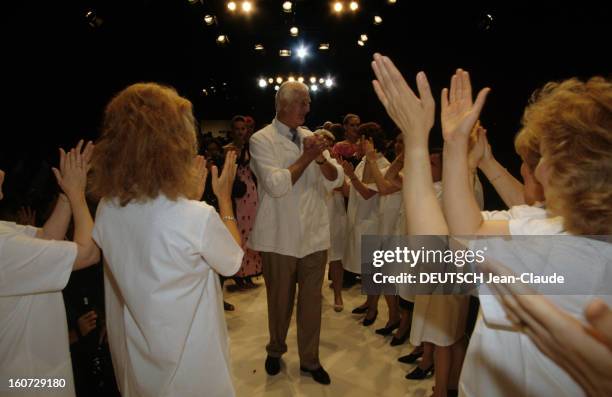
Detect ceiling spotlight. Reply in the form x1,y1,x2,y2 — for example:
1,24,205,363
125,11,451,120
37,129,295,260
296,46,308,59
282,1,293,12
276,76,283,84
216,34,229,45
274,85,280,91
288,76,295,82
242,1,253,13
310,76,317,83
254,43,264,51
298,76,304,83
333,2,343,13
227,1,237,11
258,78,267,88
319,43,330,50
374,15,383,25
290,26,299,36
319,77,325,84
279,49,291,57
360,34,368,42
268,78,274,84
310,84,318,92
349,1,359,11
85,9,103,28
202,88,208,96
388,0,397,3
204,14,215,25
325,78,333,88
357,39,365,46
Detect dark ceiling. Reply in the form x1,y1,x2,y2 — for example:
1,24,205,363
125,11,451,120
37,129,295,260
2,0,610,160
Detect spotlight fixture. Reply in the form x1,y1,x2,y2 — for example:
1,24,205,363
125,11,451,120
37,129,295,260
216,34,229,45
279,49,291,57
227,1,237,11
373,15,383,25
204,14,216,26
298,76,304,83
309,76,316,83
242,1,253,13
85,10,103,28
319,77,325,84
325,78,333,88
274,85,280,91
288,76,295,82
268,78,274,84
349,1,359,11
333,2,343,13
296,46,308,59
282,1,292,12
258,78,267,88
360,34,368,42
357,39,365,46
254,43,264,51
290,26,299,36
318,43,330,50
202,88,208,96
276,76,283,84
388,0,397,4
310,84,318,92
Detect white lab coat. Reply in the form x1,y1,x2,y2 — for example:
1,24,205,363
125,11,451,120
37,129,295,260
326,187,347,262
0,221,77,397
343,156,390,274
248,119,344,258
93,196,243,397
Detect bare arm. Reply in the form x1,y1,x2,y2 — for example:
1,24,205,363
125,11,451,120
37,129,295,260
479,156,526,207
364,142,400,195
212,151,241,246
341,160,377,200
36,194,72,240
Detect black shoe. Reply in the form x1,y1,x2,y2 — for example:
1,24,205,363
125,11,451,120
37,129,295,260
447,389,458,397
375,321,400,335
390,332,409,346
265,356,280,376
300,366,331,385
223,301,235,311
362,310,378,326
351,306,368,314
405,364,434,380
398,350,423,364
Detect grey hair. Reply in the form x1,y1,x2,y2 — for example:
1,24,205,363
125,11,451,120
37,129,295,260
275,81,309,112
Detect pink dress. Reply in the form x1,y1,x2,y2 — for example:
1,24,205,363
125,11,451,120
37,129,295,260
235,165,262,277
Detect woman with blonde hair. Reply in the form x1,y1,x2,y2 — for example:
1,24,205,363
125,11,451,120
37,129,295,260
90,83,243,397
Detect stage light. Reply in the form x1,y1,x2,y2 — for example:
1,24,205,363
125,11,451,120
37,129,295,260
204,14,215,25
276,76,283,84
325,78,333,87
360,34,368,42
258,78,267,88
349,1,359,11
374,15,382,25
227,2,237,11
310,84,318,92
298,77,304,83
268,78,274,84
288,76,295,82
310,76,316,83
357,39,365,46
242,1,252,13
202,88,208,96
274,85,280,91
319,77,325,84
333,2,343,13
290,26,299,36
296,46,308,59
388,0,397,4
319,43,330,50
217,35,229,45
85,10,103,28
254,43,264,50
279,49,291,57
282,1,292,12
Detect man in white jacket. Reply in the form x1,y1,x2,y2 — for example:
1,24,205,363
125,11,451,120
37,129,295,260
248,81,344,385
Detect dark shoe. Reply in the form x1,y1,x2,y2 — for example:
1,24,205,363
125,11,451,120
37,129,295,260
300,366,331,385
390,332,409,346
362,310,378,326
223,301,235,311
375,321,400,335
405,364,434,380
447,389,458,397
398,350,423,364
265,356,280,376
351,305,368,314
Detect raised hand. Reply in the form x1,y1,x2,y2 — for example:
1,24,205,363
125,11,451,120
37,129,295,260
441,69,490,146
211,150,237,203
340,159,356,179
52,140,91,200
371,53,435,146
193,155,208,199
468,124,487,170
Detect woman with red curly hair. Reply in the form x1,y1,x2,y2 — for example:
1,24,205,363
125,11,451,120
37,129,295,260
90,83,243,397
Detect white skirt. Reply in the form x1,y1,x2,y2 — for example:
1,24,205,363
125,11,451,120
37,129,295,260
409,294,469,347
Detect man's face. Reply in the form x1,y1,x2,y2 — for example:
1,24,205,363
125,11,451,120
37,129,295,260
232,121,248,143
284,90,311,128
344,116,361,141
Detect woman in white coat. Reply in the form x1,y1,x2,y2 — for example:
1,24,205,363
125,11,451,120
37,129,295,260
89,83,244,397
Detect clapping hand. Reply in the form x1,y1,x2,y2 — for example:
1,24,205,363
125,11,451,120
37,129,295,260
211,150,237,203
193,155,208,199
52,140,94,200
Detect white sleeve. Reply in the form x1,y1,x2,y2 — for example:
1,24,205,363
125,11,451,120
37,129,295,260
0,233,76,296
249,133,293,198
199,208,244,277
509,216,564,236
481,210,513,221
321,150,344,191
